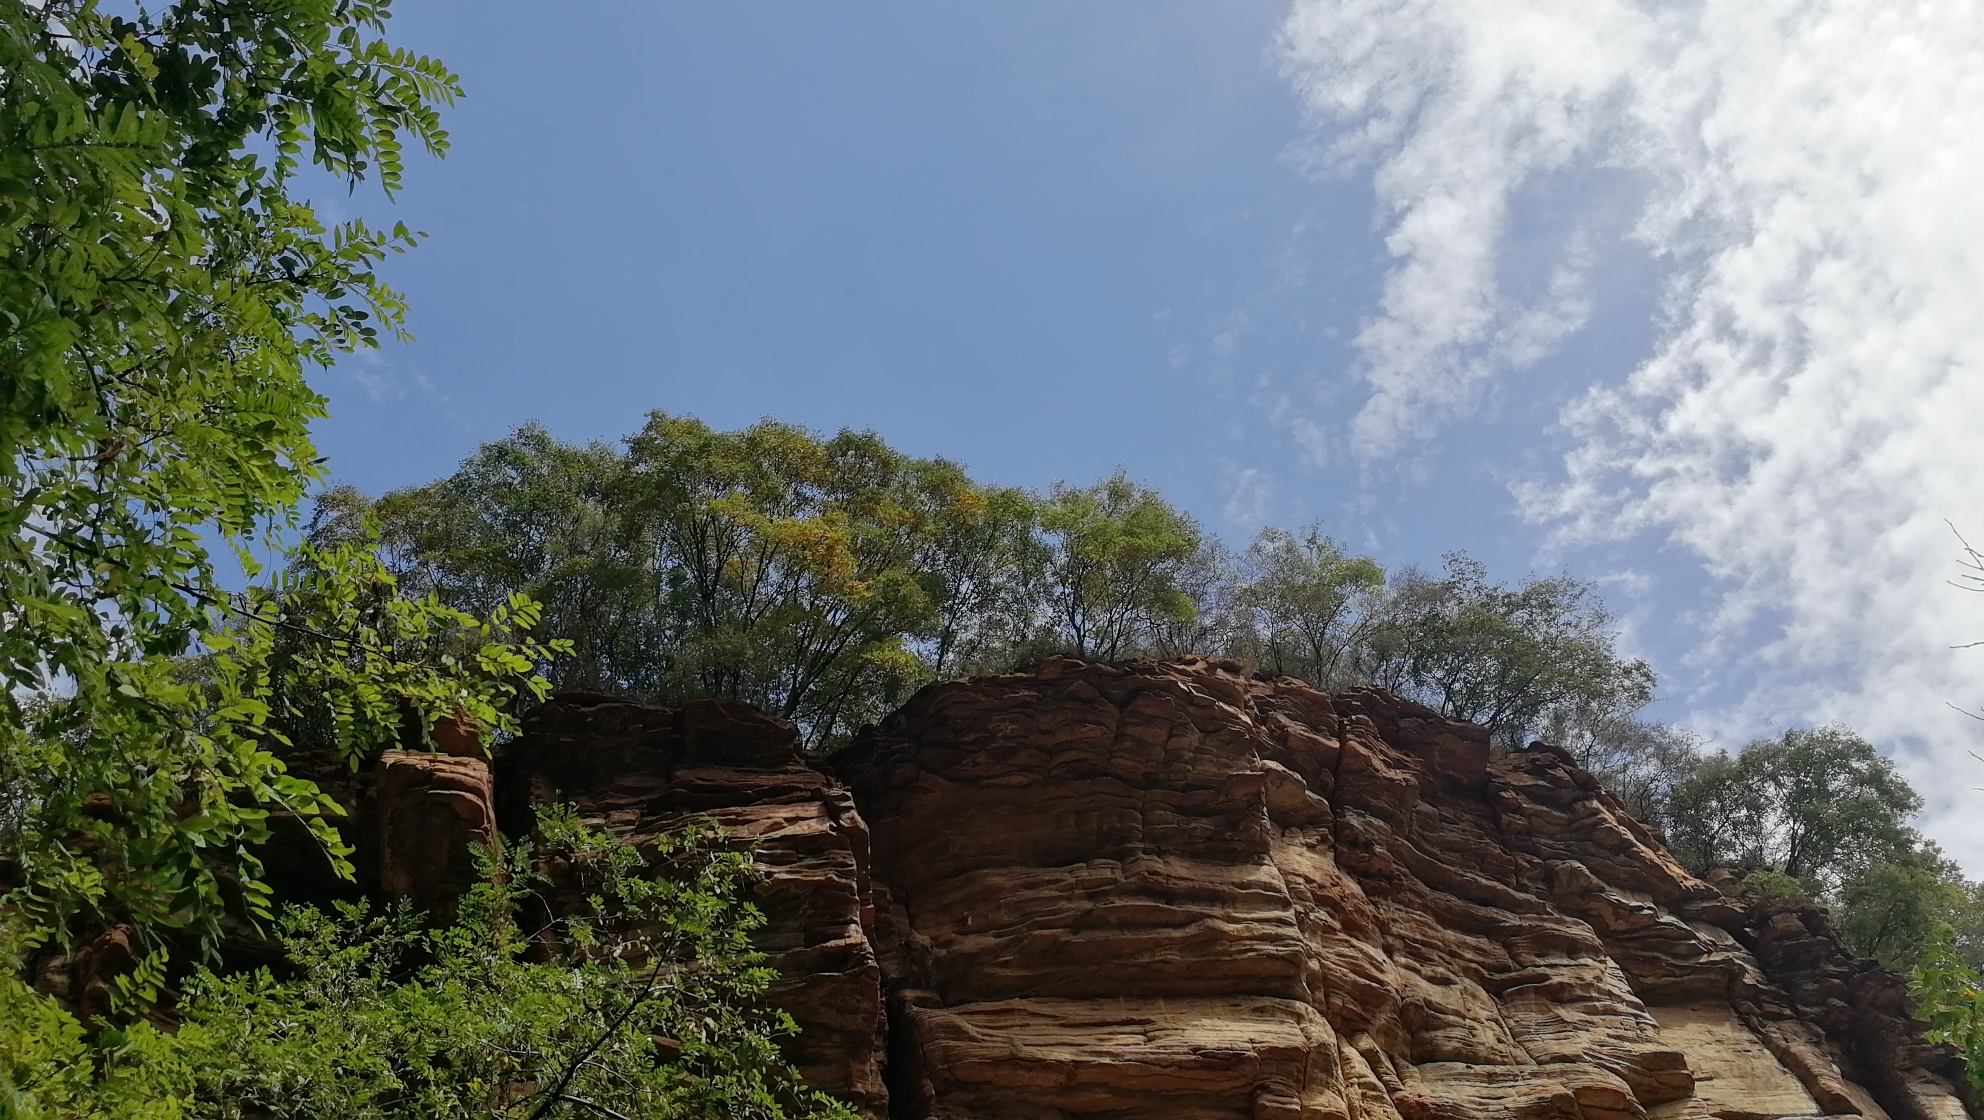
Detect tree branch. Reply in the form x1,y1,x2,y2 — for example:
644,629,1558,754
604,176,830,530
522,955,667,1120
554,1095,634,1120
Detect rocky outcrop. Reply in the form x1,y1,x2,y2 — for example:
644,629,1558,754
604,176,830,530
374,750,497,922
354,660,1973,1120
498,692,889,1118
836,658,1973,1120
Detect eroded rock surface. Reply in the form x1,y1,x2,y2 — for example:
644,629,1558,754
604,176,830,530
837,658,1975,1120
343,661,1974,1120
374,750,497,921
500,692,888,1118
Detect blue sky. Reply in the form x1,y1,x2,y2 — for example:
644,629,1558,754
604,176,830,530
325,3,1346,508
317,2,1984,864
321,1,1635,592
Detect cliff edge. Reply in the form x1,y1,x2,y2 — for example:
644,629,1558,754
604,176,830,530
447,657,1975,1119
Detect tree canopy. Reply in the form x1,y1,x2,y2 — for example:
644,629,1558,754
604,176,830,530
347,419,1657,753
1598,721,1982,974
1224,523,1385,688
357,414,1044,746
1356,555,1655,748
1037,472,1211,663
1661,726,1921,895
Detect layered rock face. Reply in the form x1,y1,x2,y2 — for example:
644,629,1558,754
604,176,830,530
496,692,889,1117
402,660,1974,1120
833,659,1973,1120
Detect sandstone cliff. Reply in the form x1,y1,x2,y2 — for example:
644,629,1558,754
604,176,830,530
393,658,1975,1119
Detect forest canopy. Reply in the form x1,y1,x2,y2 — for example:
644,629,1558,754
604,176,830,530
332,413,1658,752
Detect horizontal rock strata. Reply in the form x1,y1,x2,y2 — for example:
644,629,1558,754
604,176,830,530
291,661,1974,1120
837,658,1975,1120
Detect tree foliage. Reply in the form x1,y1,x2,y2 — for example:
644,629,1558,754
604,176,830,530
0,809,854,1119
0,527,563,956
1357,555,1655,748
1036,472,1210,663
0,7,874,1116
1662,727,1921,895
351,419,1657,752
1913,928,1984,1091
1839,852,1984,971
1223,524,1384,687
359,415,1043,746
1604,720,1983,972
0,0,464,948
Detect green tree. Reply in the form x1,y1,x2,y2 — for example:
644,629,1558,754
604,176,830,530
363,415,1036,746
1662,751,1765,876
0,809,855,1119
1038,472,1209,661
1359,554,1655,748
904,465,1043,679
0,0,461,945
1569,716,1705,831
1226,523,1385,687
1912,928,1984,1090
1663,727,1922,895
1836,849,1984,971
361,424,658,696
0,11,836,1118
622,413,942,738
1,531,563,953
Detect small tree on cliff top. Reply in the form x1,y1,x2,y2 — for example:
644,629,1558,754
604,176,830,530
1356,554,1654,748
1225,523,1385,687
1038,472,1209,662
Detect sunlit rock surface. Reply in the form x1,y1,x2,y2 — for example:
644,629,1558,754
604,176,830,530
499,692,888,1117
451,660,1979,1119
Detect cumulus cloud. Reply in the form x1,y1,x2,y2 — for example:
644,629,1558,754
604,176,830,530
1280,0,1984,860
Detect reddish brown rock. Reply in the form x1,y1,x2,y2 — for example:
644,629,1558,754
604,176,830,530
374,750,497,920
501,692,887,1118
837,658,1975,1120
323,661,1973,1120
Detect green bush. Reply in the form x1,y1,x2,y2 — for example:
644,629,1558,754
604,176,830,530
1,808,853,1120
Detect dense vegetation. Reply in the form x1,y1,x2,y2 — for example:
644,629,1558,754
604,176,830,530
0,2,842,1116
4,0,1984,1107
320,415,1656,753
1,809,845,1119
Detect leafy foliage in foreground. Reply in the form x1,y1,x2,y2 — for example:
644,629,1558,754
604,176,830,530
0,0,466,950
0,809,854,1120
0,5,842,1116
0,530,563,956
1913,929,1984,1091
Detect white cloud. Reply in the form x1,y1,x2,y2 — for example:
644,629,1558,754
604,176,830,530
1279,0,1652,456
342,350,441,406
1223,466,1275,527
1280,0,1984,863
